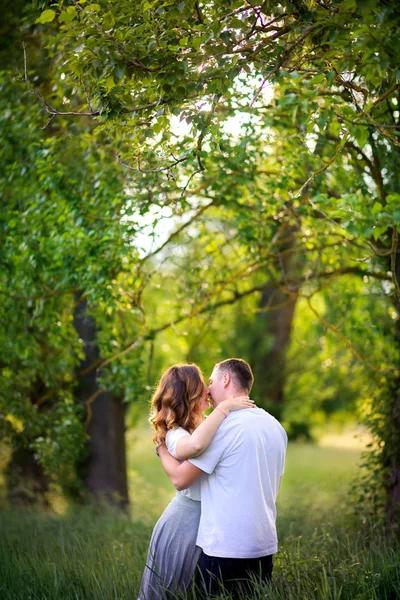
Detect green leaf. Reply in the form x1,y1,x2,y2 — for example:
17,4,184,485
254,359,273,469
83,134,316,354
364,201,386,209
371,202,383,215
372,226,387,240
85,4,101,12
353,126,369,148
309,74,325,86
105,75,116,92
325,72,335,84
392,211,400,224
59,7,78,23
329,120,341,136
103,11,115,29
36,9,56,24
341,0,357,9
313,193,330,204
386,193,400,207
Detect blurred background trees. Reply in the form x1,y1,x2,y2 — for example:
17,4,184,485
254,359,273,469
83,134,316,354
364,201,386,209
1,0,399,522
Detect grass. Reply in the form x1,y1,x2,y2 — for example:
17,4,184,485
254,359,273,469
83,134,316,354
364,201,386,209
1,427,399,599
1,506,399,599
127,424,362,532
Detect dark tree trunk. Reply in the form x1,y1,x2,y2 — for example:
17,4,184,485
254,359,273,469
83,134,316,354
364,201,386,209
385,235,400,525
73,294,129,510
5,375,51,507
385,388,400,523
250,222,303,421
6,446,50,508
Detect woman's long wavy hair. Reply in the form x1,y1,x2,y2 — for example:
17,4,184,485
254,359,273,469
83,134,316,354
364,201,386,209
149,364,206,445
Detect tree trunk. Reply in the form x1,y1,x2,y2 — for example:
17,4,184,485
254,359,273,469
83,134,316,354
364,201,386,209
73,294,129,510
385,235,400,525
6,446,50,508
250,222,303,421
5,375,51,508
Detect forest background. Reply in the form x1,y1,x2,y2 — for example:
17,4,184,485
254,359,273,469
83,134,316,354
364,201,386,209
1,1,400,598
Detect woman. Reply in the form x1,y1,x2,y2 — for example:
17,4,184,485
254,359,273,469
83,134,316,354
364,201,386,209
138,363,254,600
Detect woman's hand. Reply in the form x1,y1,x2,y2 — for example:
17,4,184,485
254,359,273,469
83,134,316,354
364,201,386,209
155,442,165,457
218,396,256,413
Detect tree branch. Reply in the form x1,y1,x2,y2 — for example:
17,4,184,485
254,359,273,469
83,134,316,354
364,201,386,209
391,228,400,303
93,264,393,374
292,132,350,198
305,295,393,374
250,25,313,107
139,199,216,265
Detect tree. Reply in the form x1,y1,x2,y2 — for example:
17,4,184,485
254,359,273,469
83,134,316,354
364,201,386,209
0,72,148,504
4,0,399,520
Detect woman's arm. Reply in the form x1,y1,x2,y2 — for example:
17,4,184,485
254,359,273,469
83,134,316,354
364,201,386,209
158,445,203,491
175,396,255,460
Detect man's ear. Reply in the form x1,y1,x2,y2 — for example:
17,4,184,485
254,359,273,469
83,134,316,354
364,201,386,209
222,371,230,388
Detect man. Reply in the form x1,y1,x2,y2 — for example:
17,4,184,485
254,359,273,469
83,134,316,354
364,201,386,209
158,358,287,598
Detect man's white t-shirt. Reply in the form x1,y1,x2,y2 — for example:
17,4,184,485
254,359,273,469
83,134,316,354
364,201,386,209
166,427,201,502
188,407,287,558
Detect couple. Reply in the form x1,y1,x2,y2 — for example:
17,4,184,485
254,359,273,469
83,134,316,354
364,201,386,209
138,358,287,599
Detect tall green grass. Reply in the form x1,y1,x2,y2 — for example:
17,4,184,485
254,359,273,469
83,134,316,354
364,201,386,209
1,432,399,599
1,506,399,599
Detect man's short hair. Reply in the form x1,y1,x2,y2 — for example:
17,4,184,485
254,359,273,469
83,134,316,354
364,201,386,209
215,358,254,393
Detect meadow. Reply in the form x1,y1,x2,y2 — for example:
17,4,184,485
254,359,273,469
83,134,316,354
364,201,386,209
1,427,399,599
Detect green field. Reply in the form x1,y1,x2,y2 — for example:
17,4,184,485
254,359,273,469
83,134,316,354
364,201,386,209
127,424,362,533
1,430,399,599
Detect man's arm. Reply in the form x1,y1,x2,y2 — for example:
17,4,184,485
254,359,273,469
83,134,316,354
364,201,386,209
158,445,204,491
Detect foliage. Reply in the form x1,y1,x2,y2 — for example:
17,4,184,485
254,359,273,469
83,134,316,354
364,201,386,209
1,0,400,512
0,72,148,486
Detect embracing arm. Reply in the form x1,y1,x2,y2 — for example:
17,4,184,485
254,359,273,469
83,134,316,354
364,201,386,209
158,445,204,491
175,396,255,460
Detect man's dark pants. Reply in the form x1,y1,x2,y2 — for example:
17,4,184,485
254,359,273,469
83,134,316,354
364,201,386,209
196,552,273,598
